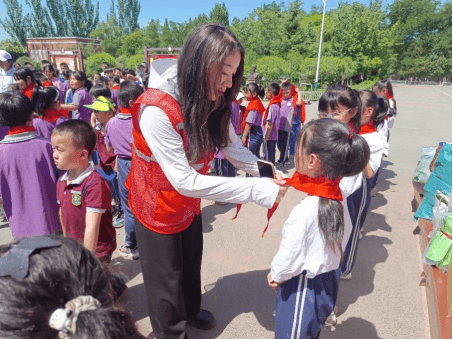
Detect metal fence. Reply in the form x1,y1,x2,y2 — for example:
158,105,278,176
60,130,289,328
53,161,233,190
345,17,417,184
301,91,324,103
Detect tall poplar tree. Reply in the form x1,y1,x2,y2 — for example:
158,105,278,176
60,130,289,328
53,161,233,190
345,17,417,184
0,0,28,45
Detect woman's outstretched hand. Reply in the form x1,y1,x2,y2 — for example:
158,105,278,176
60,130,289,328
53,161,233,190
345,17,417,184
270,171,288,204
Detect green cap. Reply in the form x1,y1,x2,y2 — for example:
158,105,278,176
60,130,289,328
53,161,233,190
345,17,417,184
84,96,116,112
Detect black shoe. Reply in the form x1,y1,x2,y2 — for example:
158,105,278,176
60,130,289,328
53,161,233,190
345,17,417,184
187,309,216,330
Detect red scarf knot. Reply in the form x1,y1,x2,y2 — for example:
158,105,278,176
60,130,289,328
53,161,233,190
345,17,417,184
41,108,66,123
22,83,36,99
119,107,132,114
262,95,281,128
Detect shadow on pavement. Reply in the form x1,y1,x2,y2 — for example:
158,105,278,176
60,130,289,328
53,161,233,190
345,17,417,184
364,212,392,233
321,317,380,339
188,269,276,338
201,203,235,233
336,234,391,313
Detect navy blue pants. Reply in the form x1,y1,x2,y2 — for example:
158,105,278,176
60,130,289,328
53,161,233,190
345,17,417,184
214,158,236,177
248,125,263,159
368,167,381,190
262,139,277,164
289,108,302,156
341,177,369,275
275,268,341,339
277,130,290,163
117,157,137,249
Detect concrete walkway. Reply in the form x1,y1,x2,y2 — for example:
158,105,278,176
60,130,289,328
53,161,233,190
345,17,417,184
0,85,451,338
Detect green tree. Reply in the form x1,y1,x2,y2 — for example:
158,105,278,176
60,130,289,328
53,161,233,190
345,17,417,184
209,3,229,27
0,0,28,45
85,52,117,77
121,29,145,56
63,0,100,37
25,0,57,37
126,54,144,69
117,0,141,35
143,19,161,48
90,17,123,57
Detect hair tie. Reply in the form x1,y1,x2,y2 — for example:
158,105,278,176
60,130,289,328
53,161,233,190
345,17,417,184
348,132,354,141
49,296,101,338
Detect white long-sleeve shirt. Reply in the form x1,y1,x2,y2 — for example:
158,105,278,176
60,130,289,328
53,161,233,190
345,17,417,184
139,106,279,208
362,132,385,173
270,194,352,282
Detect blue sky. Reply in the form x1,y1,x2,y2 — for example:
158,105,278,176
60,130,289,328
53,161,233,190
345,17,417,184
0,0,383,41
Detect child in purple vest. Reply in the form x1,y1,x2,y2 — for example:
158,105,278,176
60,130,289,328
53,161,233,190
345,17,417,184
31,86,68,140
263,82,281,164
0,92,61,239
60,71,93,124
276,82,295,167
104,80,144,260
51,120,116,262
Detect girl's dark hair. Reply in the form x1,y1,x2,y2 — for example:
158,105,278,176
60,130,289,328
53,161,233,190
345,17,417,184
373,79,397,116
177,23,245,163
13,67,42,88
359,90,389,128
53,120,97,156
0,92,34,126
59,62,69,69
0,236,143,339
318,84,362,133
122,68,136,76
34,72,48,84
245,82,265,99
89,84,111,99
107,75,121,85
118,80,144,108
268,82,280,96
31,86,60,117
72,71,93,91
42,63,56,77
103,67,113,74
114,67,121,73
95,75,109,86
297,119,370,258
62,69,72,79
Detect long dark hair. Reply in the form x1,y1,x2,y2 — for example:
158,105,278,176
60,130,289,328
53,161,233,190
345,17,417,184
297,119,370,259
177,23,245,163
0,236,143,338
373,79,397,116
31,86,60,117
72,71,93,92
359,90,389,128
318,84,362,133
245,82,265,99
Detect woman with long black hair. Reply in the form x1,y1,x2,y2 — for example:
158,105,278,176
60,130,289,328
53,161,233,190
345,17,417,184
128,23,287,338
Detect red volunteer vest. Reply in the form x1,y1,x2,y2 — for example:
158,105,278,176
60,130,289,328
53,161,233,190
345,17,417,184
127,88,214,234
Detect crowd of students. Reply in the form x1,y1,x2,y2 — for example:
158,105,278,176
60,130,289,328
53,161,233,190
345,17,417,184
0,21,398,339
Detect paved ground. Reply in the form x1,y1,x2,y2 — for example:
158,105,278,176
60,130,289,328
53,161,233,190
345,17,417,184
0,84,451,338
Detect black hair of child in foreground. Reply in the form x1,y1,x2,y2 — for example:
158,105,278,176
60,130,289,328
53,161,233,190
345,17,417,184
0,235,144,339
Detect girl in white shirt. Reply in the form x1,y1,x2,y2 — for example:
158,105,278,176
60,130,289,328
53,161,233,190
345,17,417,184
268,119,370,339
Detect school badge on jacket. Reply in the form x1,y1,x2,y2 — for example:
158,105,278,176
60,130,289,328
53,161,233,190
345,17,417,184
71,192,82,206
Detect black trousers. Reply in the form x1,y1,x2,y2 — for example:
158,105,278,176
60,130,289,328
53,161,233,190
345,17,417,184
135,214,203,339
277,130,290,163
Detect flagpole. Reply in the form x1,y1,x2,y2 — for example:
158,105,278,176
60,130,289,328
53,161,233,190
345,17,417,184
314,0,327,91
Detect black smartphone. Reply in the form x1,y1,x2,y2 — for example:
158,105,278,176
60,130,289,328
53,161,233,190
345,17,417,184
257,160,276,178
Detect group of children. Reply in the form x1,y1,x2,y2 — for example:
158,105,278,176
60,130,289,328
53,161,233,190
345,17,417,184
0,59,147,263
0,61,397,338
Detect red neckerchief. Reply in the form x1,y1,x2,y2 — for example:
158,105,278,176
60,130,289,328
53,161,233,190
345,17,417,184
279,84,306,123
22,83,36,99
119,107,132,114
112,85,120,90
242,97,265,131
8,125,36,135
359,120,377,135
348,121,356,133
233,172,343,238
41,108,66,123
43,81,53,87
262,95,281,128
386,92,392,100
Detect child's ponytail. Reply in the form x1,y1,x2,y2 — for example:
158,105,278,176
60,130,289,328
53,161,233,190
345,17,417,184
359,90,389,128
298,119,370,258
31,86,60,117
245,82,265,99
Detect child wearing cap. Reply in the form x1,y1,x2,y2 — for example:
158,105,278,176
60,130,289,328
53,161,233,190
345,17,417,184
0,50,15,93
104,80,144,260
84,96,124,229
0,92,61,239
51,119,116,262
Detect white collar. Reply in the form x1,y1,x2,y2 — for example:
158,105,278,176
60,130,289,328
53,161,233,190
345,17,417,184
60,164,95,185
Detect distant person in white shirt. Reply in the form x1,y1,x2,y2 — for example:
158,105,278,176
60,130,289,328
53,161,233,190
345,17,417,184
129,23,288,338
0,50,15,93
268,119,370,339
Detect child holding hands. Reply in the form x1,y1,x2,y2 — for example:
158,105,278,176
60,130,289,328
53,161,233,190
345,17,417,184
268,119,370,338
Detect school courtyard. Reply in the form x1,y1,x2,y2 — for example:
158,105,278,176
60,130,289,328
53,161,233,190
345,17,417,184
0,84,451,338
